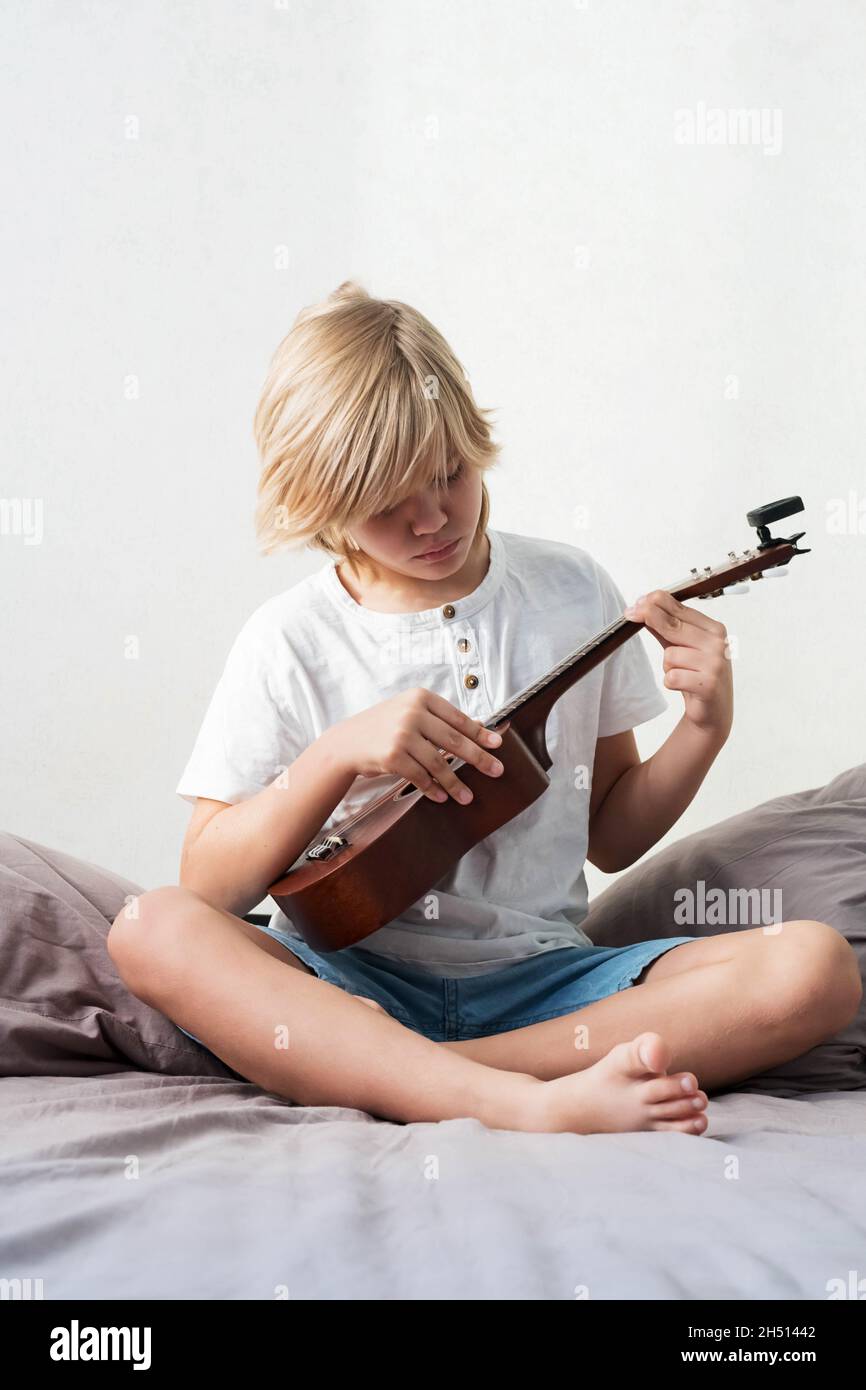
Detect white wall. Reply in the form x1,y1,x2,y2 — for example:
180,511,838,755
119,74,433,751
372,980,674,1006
2,0,863,905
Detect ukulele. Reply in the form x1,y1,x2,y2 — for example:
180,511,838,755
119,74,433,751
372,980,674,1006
268,497,810,952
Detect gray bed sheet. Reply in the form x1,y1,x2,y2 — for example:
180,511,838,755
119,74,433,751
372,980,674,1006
2,1070,864,1300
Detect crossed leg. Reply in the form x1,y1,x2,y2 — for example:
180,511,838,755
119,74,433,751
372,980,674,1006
108,888,717,1135
438,921,862,1094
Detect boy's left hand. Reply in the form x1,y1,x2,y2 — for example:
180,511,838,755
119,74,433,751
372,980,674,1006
623,590,733,740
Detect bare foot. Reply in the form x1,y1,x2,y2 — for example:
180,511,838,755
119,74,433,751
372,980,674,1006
517,1031,709,1136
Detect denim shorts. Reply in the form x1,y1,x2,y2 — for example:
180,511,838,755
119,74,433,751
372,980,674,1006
176,920,699,1049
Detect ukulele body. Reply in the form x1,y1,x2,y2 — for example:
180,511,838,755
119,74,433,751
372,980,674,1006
269,723,550,952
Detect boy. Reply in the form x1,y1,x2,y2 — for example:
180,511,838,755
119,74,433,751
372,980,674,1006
108,282,860,1134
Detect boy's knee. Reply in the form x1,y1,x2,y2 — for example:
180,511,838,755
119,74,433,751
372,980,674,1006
776,920,862,1029
107,885,202,987
821,929,864,1025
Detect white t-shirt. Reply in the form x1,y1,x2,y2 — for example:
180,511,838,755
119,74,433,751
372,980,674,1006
176,527,668,977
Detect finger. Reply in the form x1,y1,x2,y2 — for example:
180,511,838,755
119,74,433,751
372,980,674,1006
423,691,503,750
406,732,477,804
424,712,505,781
627,589,726,639
639,600,722,647
397,750,450,803
662,644,728,675
629,597,726,652
663,667,719,695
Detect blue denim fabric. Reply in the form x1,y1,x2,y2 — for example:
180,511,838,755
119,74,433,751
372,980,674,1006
177,921,698,1048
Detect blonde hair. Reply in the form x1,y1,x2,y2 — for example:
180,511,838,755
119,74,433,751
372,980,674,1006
253,281,501,573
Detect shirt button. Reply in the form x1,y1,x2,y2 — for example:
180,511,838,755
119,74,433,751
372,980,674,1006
442,604,456,619
464,673,479,689
457,638,471,653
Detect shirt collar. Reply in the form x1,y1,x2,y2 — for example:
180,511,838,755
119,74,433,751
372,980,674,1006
321,527,505,631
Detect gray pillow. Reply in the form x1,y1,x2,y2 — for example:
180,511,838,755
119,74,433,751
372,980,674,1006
584,763,866,1096
0,832,236,1079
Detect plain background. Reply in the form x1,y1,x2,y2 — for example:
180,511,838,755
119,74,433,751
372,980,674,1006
2,1,863,909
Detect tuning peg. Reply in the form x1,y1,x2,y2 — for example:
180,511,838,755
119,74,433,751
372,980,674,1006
721,582,750,595
765,565,789,577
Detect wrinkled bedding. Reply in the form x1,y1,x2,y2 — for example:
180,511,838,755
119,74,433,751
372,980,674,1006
2,1071,864,1299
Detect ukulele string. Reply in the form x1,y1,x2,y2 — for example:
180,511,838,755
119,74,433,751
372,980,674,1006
320,614,634,840
483,614,629,729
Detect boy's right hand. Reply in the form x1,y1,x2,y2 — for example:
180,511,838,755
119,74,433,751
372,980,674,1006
331,688,507,805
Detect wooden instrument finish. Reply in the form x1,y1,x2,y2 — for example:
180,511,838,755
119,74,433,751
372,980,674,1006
268,499,810,953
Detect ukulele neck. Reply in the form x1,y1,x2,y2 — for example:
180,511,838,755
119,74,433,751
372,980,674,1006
486,611,648,772
484,538,799,771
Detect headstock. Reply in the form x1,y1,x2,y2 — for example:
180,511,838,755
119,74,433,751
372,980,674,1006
668,496,810,603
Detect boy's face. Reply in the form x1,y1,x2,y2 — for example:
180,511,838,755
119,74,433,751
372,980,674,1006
349,459,483,583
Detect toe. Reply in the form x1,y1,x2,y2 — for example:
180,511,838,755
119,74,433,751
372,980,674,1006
623,1031,670,1077
651,1095,708,1120
643,1077,705,1106
652,1113,709,1135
